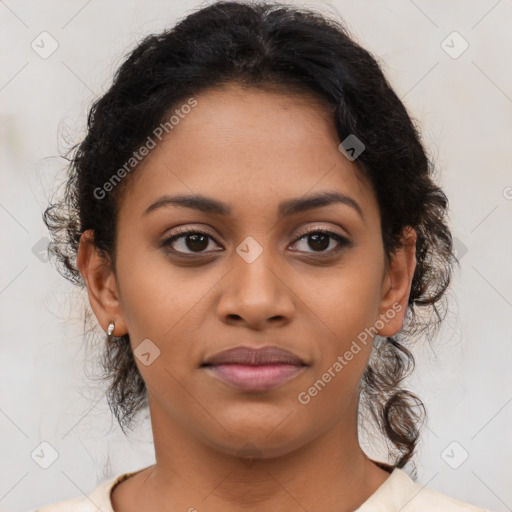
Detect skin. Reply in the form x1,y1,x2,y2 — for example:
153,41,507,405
77,82,417,512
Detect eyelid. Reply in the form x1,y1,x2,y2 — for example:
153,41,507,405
163,223,348,244
167,224,217,238
161,223,351,256
160,225,222,255
293,223,349,240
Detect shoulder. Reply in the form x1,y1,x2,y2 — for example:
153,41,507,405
31,472,132,512
358,467,491,512
390,469,490,512
402,481,490,511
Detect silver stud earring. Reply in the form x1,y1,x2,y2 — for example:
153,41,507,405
107,321,115,336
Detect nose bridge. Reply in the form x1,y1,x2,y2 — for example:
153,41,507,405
216,234,294,326
233,234,282,302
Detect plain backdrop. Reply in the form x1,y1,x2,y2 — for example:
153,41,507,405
1,1,511,511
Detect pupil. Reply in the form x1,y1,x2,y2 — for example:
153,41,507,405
183,233,330,252
187,234,208,251
309,233,329,251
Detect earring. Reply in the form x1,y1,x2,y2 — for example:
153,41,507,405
107,321,115,336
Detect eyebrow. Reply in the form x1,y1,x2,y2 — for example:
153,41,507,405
142,191,364,221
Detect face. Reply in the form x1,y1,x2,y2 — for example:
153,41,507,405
78,82,416,460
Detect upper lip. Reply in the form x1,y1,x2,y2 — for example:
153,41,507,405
202,346,307,366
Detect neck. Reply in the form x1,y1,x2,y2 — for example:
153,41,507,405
117,393,391,512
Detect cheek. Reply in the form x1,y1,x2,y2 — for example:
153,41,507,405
308,257,383,338
115,247,221,369
301,250,384,394
115,244,197,334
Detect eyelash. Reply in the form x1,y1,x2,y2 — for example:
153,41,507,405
161,226,352,257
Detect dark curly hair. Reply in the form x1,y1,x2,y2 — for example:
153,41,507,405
43,0,458,474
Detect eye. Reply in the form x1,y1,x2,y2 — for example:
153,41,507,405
290,228,352,256
161,228,222,255
161,227,352,256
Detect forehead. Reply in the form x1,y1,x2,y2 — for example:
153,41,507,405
117,83,379,225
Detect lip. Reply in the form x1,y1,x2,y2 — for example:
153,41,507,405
204,363,307,392
201,345,308,392
202,345,306,366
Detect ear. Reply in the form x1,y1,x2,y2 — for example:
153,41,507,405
76,229,128,337
376,226,417,337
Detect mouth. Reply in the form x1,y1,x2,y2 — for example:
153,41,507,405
202,345,306,366
201,362,307,392
200,345,308,392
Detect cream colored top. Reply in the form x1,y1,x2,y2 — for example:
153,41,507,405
33,465,490,512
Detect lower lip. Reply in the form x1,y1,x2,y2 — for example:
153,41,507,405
203,364,306,392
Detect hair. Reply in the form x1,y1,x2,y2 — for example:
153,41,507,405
43,0,458,474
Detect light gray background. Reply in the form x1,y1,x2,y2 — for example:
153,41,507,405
1,1,511,511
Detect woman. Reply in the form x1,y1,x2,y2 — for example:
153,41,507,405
37,1,489,511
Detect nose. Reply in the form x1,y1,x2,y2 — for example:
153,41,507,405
216,245,295,330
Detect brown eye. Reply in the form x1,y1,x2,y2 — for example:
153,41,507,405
290,229,351,255
306,232,330,251
161,227,352,258
162,230,221,254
